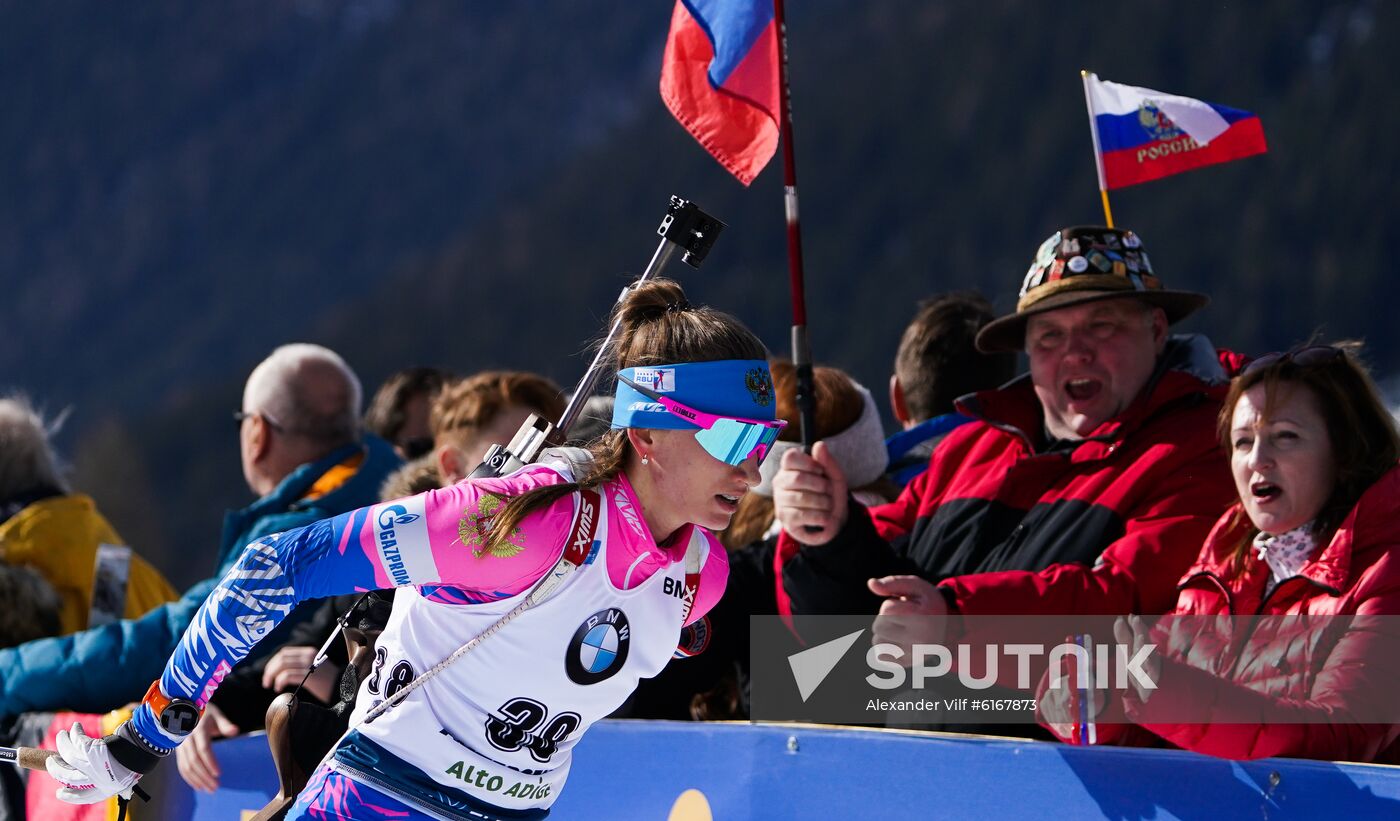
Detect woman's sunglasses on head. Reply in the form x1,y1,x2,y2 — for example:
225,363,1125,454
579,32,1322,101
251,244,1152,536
1244,345,1344,375
616,373,787,466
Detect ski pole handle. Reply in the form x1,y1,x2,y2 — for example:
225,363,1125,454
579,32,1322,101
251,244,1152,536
0,745,60,771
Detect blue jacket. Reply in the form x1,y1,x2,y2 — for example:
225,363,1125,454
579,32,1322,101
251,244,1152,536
0,436,400,719
884,413,972,488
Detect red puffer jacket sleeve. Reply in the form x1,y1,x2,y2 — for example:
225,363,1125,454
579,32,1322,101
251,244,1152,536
1128,580,1400,761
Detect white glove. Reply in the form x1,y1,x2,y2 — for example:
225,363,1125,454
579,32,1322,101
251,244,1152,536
46,722,141,804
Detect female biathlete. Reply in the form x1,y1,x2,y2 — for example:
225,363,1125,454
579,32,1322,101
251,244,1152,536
46,279,783,820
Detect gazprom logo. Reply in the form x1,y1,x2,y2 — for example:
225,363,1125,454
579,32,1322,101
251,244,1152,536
374,503,419,586
378,506,419,527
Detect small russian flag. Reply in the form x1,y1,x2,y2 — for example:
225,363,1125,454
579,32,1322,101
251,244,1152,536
660,1,780,186
1083,73,1267,191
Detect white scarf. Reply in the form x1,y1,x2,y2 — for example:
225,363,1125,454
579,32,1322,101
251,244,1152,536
753,383,889,497
1252,524,1318,594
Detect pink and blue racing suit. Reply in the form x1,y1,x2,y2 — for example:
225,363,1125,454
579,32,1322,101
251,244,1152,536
125,457,728,818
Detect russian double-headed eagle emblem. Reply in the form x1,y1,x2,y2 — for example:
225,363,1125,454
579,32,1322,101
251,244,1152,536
744,368,774,407
458,492,525,558
1137,101,1183,142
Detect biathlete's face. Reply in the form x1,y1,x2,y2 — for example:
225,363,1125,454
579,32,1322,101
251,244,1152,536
628,427,761,540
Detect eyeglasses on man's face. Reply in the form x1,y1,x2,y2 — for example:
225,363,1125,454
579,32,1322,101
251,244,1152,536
233,410,286,433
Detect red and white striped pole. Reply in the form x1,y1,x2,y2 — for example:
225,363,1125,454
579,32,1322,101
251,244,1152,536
773,0,817,455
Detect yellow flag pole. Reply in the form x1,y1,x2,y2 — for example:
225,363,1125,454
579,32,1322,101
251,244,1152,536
1081,70,1115,227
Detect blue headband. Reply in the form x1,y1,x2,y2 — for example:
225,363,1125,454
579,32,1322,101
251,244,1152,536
612,359,777,430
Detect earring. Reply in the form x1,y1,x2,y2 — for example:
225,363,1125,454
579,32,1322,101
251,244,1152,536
641,453,650,466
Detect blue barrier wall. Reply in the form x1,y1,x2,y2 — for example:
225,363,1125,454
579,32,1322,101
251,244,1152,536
146,722,1400,820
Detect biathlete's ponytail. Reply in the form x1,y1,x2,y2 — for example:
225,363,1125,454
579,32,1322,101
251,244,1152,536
481,279,768,555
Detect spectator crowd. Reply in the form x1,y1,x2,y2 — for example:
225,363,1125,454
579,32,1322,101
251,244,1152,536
2,222,1398,817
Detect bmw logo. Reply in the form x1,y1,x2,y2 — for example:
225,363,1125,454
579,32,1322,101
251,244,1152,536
565,608,631,685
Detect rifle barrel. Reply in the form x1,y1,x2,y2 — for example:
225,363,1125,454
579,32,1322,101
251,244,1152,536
555,236,678,437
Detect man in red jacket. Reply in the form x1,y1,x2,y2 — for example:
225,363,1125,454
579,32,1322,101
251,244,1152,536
772,226,1237,645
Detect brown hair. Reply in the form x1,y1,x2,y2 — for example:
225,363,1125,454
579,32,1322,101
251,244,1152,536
364,366,452,443
431,371,566,443
720,361,897,550
1220,342,1400,569
895,292,1015,421
771,360,862,443
483,279,768,556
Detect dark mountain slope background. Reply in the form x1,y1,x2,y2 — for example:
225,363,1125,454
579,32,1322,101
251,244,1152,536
1,1,1394,588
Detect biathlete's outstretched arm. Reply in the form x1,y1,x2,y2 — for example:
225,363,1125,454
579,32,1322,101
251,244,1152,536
151,468,579,745
45,468,576,802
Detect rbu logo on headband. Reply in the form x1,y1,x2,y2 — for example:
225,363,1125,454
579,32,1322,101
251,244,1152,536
633,368,675,393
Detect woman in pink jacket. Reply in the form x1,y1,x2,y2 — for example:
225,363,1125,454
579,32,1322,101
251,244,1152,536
45,279,785,819
1044,343,1400,761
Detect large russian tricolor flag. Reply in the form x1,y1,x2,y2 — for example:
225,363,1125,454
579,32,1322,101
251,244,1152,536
661,0,780,186
1083,73,1267,190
